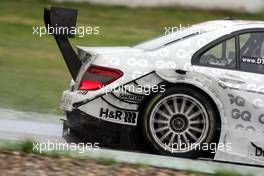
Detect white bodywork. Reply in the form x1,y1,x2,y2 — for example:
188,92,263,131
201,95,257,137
61,20,264,166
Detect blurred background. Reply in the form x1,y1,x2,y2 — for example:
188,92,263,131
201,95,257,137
0,0,264,114
0,1,264,176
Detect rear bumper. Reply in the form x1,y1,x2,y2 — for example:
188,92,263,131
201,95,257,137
63,109,150,151
60,90,75,111
60,89,90,111
60,87,142,126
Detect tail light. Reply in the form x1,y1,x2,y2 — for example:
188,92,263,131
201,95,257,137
79,65,123,90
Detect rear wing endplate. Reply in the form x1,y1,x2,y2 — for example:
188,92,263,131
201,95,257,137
44,7,81,80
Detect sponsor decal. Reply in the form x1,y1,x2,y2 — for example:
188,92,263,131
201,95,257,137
246,84,264,94
251,142,264,157
259,114,264,125
231,109,251,122
242,56,264,65
235,124,256,132
228,94,245,107
99,108,136,124
100,108,122,120
253,98,264,109
119,94,144,102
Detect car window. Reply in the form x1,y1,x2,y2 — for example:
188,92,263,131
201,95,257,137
199,37,236,68
240,32,264,74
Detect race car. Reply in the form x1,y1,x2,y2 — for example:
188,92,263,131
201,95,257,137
44,7,264,166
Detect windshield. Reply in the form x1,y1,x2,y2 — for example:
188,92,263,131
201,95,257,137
134,26,204,50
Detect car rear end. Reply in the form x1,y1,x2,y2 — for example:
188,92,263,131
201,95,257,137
60,46,156,150
44,6,156,150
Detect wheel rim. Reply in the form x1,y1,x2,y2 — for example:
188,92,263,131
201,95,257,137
149,94,209,153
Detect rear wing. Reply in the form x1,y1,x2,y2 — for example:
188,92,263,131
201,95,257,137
44,7,81,80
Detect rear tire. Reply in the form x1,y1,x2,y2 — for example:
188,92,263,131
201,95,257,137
142,86,218,158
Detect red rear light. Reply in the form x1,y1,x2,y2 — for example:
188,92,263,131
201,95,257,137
79,80,103,90
79,65,123,91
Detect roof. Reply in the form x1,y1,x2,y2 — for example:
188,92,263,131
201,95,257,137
196,20,264,31
135,20,264,50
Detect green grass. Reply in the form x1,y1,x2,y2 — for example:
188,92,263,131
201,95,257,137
0,139,35,153
1,0,264,114
0,140,256,176
0,139,130,166
215,170,254,176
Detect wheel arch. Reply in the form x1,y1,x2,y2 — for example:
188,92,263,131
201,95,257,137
137,81,225,148
138,81,225,125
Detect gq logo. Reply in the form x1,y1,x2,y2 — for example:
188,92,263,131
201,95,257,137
228,94,245,106
253,98,264,109
231,109,251,122
259,114,264,125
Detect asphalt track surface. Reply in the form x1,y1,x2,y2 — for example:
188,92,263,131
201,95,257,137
0,108,263,175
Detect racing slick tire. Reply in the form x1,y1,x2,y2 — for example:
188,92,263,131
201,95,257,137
142,85,218,158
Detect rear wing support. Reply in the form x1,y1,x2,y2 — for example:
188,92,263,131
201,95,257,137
44,7,81,80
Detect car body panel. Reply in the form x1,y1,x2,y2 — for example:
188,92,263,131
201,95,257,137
59,19,264,166
157,65,264,165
